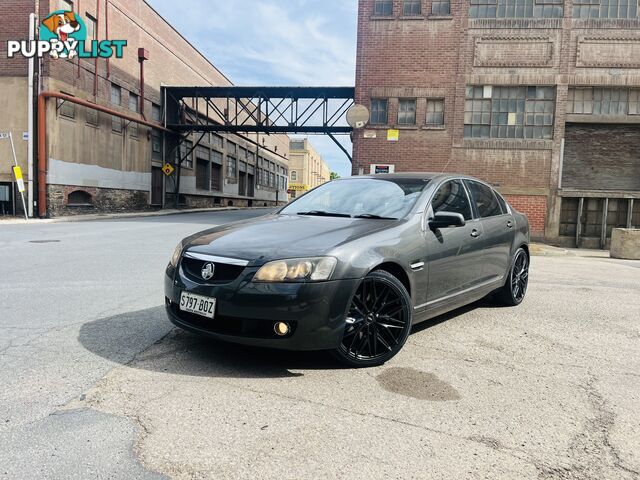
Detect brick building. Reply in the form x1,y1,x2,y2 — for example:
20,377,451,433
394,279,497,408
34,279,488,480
354,0,640,246
0,0,290,218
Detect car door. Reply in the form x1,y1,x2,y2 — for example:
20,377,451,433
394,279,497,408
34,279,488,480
465,180,515,283
424,179,486,304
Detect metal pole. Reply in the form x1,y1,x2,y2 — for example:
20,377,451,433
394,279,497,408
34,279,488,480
601,198,609,250
576,197,584,249
9,133,28,220
628,199,634,228
27,13,36,217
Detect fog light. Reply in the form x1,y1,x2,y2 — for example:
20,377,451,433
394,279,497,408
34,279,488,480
274,322,290,336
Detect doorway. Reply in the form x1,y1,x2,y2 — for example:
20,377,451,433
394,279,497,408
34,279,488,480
151,167,164,206
0,183,14,216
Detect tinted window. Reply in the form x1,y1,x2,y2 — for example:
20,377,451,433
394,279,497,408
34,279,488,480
467,181,503,218
431,180,473,220
495,192,509,214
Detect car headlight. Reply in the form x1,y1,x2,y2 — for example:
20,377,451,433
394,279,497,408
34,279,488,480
253,257,337,283
170,242,183,267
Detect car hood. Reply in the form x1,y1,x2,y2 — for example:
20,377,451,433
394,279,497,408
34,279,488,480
183,214,399,262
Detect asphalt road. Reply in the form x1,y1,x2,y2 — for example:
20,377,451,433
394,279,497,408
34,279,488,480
1,211,639,480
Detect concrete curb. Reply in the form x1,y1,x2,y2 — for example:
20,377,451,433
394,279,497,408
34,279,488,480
0,207,275,225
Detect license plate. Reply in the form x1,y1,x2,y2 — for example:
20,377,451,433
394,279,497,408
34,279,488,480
179,292,216,319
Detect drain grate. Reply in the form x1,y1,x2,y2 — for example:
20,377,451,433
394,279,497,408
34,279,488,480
29,240,61,244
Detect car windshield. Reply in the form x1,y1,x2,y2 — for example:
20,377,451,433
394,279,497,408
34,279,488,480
280,178,431,219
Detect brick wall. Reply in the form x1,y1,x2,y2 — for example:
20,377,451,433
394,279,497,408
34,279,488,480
504,194,547,237
354,0,640,241
563,124,640,191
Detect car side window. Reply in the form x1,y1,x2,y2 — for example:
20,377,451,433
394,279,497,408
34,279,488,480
431,180,473,220
467,181,503,218
495,192,509,214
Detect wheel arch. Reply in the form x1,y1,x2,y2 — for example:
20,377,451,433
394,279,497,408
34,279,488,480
370,262,412,297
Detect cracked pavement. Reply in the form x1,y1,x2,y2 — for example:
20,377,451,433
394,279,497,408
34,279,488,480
1,211,639,479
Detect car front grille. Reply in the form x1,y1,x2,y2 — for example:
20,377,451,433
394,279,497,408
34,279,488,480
181,256,246,285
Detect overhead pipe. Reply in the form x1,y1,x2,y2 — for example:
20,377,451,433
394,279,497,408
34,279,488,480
105,0,110,78
93,0,100,97
37,91,171,217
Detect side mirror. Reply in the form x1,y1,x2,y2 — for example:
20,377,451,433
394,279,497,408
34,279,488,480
429,212,466,230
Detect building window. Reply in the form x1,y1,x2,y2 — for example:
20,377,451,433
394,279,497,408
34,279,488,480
129,93,139,138
110,84,122,133
574,0,638,18
67,190,92,205
85,13,97,40
469,0,563,18
464,85,555,139
370,99,388,125
398,99,417,125
432,0,451,14
567,87,640,115
58,93,75,119
58,0,73,11
227,156,237,178
151,103,162,123
196,159,210,190
210,133,224,149
227,142,237,155
426,99,445,127
291,171,298,181
403,0,422,15
179,140,193,169
374,0,393,15
86,102,98,126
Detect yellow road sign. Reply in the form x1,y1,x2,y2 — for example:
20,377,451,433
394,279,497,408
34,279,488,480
162,163,175,176
12,166,25,193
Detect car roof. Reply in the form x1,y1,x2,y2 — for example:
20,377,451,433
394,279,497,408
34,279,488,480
337,173,487,184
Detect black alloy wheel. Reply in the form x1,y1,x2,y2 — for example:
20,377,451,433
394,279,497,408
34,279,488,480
497,247,530,306
332,270,412,367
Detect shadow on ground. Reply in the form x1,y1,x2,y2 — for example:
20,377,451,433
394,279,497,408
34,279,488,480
78,299,492,379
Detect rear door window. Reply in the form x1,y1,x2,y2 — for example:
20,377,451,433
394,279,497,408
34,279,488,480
466,181,503,218
431,180,473,220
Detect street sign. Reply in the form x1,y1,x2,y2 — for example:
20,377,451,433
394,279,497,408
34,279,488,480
13,167,25,193
162,163,175,176
0,132,9,139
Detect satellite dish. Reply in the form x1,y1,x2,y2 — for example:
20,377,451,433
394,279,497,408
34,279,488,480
346,104,370,129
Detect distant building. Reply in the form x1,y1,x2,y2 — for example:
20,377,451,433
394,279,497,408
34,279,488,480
354,0,640,247
0,0,289,218
288,139,331,199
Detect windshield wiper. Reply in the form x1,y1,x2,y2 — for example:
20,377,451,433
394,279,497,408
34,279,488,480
354,214,399,220
296,210,352,218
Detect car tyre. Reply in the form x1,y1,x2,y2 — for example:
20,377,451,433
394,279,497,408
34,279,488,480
496,247,530,306
331,270,413,368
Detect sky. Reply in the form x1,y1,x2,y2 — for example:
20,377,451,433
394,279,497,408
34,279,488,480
147,0,358,178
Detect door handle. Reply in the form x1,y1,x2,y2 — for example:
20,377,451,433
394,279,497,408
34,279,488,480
471,229,481,238
507,221,514,229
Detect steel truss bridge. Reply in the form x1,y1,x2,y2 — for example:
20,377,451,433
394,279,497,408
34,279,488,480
163,86,356,160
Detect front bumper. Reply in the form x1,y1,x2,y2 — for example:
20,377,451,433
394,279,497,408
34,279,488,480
164,263,359,351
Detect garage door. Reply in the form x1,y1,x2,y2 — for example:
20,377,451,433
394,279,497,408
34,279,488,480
563,123,640,191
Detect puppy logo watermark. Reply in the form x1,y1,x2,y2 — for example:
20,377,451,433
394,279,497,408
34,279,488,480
6,10,127,59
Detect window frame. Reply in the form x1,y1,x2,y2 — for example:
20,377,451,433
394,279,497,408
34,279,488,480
426,98,445,127
430,179,475,221
370,98,389,125
403,0,422,15
464,180,506,219
374,0,394,16
398,98,417,126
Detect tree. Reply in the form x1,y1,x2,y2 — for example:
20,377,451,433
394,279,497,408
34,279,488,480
330,172,340,180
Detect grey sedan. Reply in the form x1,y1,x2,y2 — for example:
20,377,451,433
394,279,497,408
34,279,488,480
165,174,530,367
